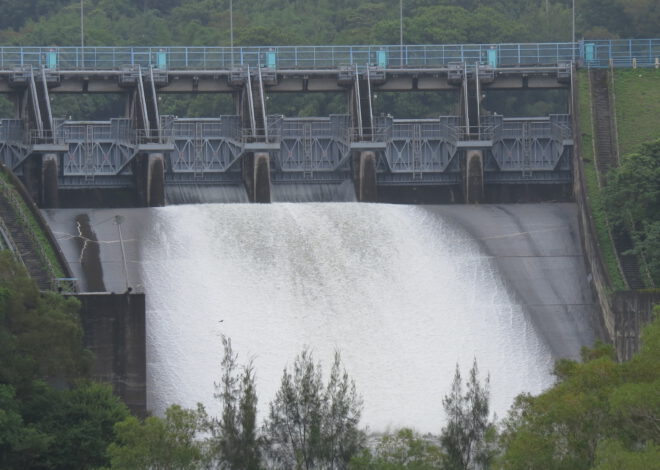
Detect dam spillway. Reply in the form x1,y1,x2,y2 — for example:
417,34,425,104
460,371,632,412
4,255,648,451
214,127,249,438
44,203,600,432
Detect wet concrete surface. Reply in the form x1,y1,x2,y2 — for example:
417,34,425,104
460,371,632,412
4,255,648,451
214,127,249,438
43,202,602,361
425,203,603,358
73,214,106,292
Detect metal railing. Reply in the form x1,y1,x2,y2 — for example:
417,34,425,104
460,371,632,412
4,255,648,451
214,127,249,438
0,215,22,261
51,277,79,293
0,39,657,71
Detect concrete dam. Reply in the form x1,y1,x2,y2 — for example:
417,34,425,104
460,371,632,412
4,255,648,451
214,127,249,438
7,39,648,429
44,202,601,432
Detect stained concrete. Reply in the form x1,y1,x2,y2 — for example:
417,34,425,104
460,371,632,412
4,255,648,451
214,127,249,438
425,203,603,359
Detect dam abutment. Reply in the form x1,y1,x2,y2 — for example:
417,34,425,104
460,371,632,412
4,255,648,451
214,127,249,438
571,68,658,360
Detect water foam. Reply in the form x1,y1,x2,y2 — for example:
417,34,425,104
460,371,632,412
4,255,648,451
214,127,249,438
140,203,553,433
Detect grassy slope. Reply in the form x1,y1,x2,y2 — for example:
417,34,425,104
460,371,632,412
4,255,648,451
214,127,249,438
577,70,626,291
613,68,660,156
0,171,65,279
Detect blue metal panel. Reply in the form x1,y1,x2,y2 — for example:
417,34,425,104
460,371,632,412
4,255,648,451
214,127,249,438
156,51,167,69
584,43,595,63
266,51,277,68
46,51,57,69
377,50,388,68
487,48,498,67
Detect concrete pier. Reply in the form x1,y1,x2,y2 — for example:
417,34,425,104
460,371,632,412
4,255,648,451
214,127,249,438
464,150,484,204
353,151,377,202
41,153,59,208
133,153,165,207
243,152,271,203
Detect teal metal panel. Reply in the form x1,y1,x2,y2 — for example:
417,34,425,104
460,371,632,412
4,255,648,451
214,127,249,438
156,51,167,69
377,50,388,68
46,51,57,69
487,48,497,67
585,43,595,63
266,51,277,68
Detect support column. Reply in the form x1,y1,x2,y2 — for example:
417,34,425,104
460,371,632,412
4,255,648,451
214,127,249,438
132,153,165,207
147,153,165,207
352,151,377,202
242,152,271,203
21,154,41,204
464,150,484,204
41,153,59,208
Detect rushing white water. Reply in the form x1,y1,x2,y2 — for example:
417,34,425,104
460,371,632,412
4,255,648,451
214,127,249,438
139,203,554,433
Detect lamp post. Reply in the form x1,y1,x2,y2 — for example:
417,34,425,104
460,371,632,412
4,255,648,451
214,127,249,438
230,0,234,66
80,0,84,49
572,0,576,62
399,0,403,67
115,215,130,291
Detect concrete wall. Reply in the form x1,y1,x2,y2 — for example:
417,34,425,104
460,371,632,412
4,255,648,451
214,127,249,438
612,292,660,361
75,292,147,417
571,69,659,361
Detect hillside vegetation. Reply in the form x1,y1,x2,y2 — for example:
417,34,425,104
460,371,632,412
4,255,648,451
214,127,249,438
0,0,657,48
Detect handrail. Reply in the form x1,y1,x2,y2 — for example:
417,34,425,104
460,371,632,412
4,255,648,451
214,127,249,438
0,215,24,265
0,39,657,70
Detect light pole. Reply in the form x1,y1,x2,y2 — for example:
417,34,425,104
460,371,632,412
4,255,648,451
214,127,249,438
115,215,130,292
399,0,403,67
80,0,84,49
572,0,576,62
230,0,234,66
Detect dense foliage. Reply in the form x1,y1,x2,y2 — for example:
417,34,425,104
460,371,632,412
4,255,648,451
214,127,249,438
603,140,660,286
1,0,657,119
0,0,657,48
497,307,660,469
0,252,129,469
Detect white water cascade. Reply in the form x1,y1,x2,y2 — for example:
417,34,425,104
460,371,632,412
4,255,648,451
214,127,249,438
139,203,554,433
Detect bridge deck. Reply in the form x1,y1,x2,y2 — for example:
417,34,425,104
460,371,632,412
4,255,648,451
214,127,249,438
0,39,658,71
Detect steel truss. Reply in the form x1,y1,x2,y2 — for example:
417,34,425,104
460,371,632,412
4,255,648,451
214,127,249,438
484,114,572,183
160,116,243,175
0,120,27,170
374,116,460,179
57,120,135,179
0,113,573,187
270,115,351,177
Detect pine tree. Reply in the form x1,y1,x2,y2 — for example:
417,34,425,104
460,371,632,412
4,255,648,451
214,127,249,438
441,358,492,470
264,349,364,470
210,336,261,469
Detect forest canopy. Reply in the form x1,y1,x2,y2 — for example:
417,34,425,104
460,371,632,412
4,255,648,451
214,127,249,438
0,0,657,48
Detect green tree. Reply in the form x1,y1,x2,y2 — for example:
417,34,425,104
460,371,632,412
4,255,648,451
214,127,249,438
603,139,660,286
208,335,261,469
497,307,660,470
441,359,493,470
264,349,364,470
26,381,130,470
0,384,51,469
350,428,445,469
107,404,208,470
0,251,92,394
